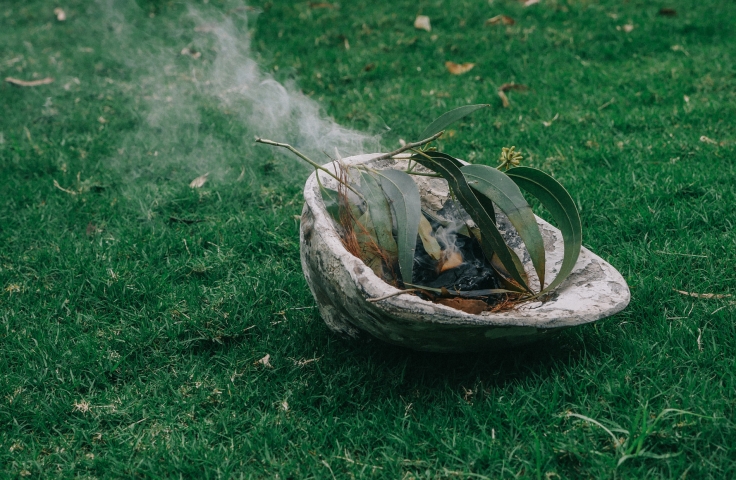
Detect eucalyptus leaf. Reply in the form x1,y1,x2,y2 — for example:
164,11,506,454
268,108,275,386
462,164,546,291
410,151,530,291
358,170,399,269
418,104,491,141
374,169,421,283
418,215,442,260
506,166,582,294
353,210,386,278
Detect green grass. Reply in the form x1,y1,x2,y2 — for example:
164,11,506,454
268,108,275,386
2,0,735,477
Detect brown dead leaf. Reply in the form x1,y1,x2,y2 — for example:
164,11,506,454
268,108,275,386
499,82,528,92
486,15,515,26
523,0,539,6
256,354,273,368
445,61,475,75
658,8,677,17
699,135,717,145
189,173,209,188
418,216,442,260
497,90,510,108
180,47,201,59
309,2,335,8
5,77,54,87
414,15,431,32
674,289,731,300
5,284,21,294
54,8,66,21
617,24,634,33
435,297,488,315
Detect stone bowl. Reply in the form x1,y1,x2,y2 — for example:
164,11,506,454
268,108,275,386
299,154,630,352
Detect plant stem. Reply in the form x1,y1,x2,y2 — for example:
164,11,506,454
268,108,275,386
367,289,420,303
372,131,444,161
255,138,362,196
405,171,442,178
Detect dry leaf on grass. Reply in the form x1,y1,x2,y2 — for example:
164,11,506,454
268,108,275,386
189,173,209,188
256,354,273,368
658,8,677,17
73,400,91,413
617,24,634,33
53,179,78,195
180,47,201,59
486,15,515,25
435,297,488,315
523,0,539,6
670,45,689,57
497,90,510,108
54,8,66,21
674,289,731,300
414,15,431,32
499,82,528,92
699,135,717,145
542,113,559,127
445,61,475,75
5,77,54,87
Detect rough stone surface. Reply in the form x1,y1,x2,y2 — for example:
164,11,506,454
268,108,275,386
300,154,630,352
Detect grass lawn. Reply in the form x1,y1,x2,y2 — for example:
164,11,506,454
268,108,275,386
2,0,735,477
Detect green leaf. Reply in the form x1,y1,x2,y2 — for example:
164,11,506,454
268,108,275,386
418,104,491,141
358,170,398,268
410,151,530,291
373,168,421,284
506,167,582,293
462,164,546,291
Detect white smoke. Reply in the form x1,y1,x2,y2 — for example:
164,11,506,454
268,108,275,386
94,0,379,191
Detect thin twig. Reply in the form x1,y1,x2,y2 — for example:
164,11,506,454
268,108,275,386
372,131,444,161
367,289,419,303
405,171,442,177
255,137,362,196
